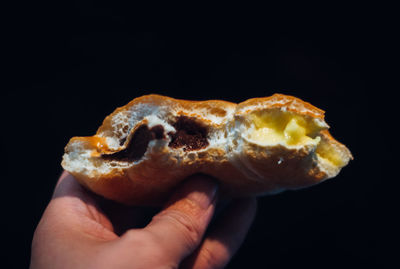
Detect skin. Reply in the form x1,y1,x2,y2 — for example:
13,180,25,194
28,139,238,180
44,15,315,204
31,172,257,269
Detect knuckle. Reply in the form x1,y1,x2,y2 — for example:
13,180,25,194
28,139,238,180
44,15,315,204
120,230,178,268
122,230,167,257
122,229,142,241
199,245,228,269
156,209,203,249
122,230,157,249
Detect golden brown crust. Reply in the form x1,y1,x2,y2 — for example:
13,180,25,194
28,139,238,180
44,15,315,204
62,93,352,205
236,94,325,119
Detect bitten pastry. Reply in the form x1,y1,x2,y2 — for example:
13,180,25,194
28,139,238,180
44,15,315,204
62,94,352,205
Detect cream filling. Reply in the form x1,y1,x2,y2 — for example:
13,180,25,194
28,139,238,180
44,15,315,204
245,110,345,168
247,110,322,146
315,141,346,167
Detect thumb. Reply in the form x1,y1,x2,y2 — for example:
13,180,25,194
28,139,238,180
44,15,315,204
144,174,218,262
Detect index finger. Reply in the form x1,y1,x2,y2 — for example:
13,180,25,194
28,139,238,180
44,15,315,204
143,175,219,262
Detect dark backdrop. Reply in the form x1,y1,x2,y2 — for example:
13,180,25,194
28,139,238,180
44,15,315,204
3,2,395,268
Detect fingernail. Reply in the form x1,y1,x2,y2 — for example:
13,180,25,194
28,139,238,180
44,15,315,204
185,176,218,210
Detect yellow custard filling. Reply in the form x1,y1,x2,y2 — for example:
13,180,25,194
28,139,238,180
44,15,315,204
315,141,345,167
248,110,322,146
246,110,348,168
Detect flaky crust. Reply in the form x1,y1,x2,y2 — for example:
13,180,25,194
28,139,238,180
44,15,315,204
62,94,352,205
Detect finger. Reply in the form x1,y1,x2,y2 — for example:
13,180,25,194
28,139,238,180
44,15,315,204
53,170,84,198
48,171,115,238
31,172,116,269
52,171,105,221
142,174,218,262
181,197,257,269
53,170,102,206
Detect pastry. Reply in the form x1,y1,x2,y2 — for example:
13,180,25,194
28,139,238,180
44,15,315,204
62,94,352,205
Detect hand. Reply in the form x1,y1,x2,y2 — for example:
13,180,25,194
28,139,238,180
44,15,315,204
30,172,257,269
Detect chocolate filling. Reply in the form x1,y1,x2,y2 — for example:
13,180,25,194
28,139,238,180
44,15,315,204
168,116,209,151
102,116,208,162
103,125,165,162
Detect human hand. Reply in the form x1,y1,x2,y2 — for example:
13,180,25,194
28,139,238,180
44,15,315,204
30,171,257,269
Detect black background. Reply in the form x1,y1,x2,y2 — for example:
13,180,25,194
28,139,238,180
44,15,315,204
2,2,396,268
